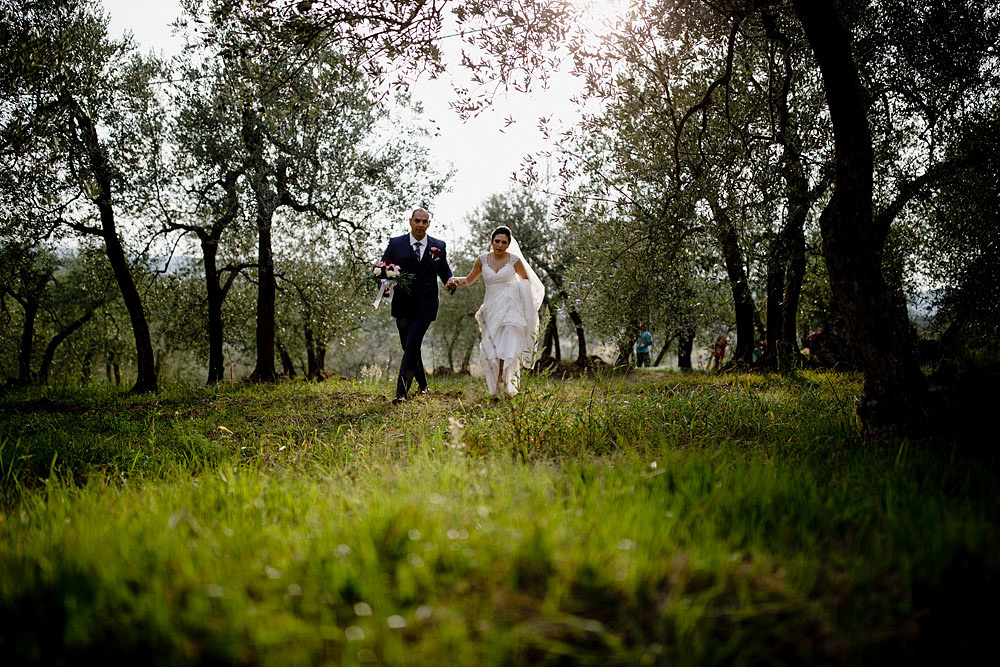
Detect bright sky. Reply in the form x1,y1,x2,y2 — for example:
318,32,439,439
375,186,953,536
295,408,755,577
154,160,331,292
101,0,583,244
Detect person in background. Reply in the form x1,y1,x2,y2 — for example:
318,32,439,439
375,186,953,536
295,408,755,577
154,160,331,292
711,334,727,370
635,326,653,367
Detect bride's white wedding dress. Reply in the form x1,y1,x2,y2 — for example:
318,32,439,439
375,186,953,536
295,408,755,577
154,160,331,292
475,252,545,395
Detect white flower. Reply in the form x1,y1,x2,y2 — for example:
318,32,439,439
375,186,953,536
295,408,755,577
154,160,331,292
387,269,399,278
372,267,381,275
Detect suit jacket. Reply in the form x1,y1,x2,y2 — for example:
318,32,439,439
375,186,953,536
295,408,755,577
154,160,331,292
382,234,453,321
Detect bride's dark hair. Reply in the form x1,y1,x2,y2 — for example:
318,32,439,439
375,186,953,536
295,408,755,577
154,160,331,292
491,226,513,242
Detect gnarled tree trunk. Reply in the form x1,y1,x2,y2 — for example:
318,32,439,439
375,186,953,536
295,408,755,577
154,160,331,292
243,105,279,383
678,328,695,371
758,13,813,372
710,201,756,366
202,236,226,384
16,297,39,386
37,309,96,384
793,0,926,434
73,102,157,393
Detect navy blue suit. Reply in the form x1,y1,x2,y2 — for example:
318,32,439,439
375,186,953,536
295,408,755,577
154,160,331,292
382,234,452,399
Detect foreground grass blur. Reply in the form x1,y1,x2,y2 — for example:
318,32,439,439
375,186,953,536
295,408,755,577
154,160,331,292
1,370,996,664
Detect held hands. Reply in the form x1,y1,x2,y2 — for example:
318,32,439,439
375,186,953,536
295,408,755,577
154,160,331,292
446,277,459,293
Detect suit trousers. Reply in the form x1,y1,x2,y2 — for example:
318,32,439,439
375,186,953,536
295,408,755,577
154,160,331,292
395,314,431,398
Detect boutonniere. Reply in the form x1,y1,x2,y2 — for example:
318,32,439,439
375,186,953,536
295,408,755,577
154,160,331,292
430,247,441,260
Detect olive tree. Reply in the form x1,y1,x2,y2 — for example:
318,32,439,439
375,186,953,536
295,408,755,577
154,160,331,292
1,0,168,392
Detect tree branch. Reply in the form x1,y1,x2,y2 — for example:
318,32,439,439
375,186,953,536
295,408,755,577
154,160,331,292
874,159,963,235
220,262,257,299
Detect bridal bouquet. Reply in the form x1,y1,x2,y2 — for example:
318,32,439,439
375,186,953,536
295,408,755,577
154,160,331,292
370,260,412,309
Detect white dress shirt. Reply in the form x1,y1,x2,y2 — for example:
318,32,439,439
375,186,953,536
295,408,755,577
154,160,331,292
409,233,426,261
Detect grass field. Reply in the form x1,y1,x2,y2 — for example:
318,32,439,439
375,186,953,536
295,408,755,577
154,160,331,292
1,369,996,665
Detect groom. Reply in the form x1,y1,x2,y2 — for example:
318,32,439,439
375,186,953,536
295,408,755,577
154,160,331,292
382,208,454,403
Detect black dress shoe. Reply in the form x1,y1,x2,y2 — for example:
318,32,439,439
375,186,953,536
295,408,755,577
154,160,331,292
392,396,406,405
418,387,430,395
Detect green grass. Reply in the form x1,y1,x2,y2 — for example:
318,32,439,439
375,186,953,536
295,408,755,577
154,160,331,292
0,370,996,665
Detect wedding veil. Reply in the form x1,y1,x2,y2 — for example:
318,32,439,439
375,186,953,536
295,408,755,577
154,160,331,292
506,236,545,313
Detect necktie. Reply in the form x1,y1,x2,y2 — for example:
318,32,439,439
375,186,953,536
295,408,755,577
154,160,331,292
413,241,422,260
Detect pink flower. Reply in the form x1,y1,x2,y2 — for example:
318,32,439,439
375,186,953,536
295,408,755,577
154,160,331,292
430,247,441,259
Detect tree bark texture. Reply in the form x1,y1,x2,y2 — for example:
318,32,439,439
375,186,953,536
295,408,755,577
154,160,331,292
540,299,556,360
16,298,38,386
37,309,96,383
304,322,326,381
276,338,296,378
654,337,671,366
711,202,756,365
534,259,586,365
792,0,926,433
761,203,808,370
199,171,241,385
252,216,278,382
71,102,158,393
678,328,695,370
759,13,811,371
780,218,807,365
242,106,278,382
202,236,226,385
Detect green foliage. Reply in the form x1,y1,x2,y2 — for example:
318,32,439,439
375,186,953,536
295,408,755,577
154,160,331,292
537,3,828,360
925,111,1000,347
186,0,450,85
0,372,997,663
275,251,373,377
0,0,167,230
0,242,123,384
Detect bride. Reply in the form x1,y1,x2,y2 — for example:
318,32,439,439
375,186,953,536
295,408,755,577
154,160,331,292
447,227,545,396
